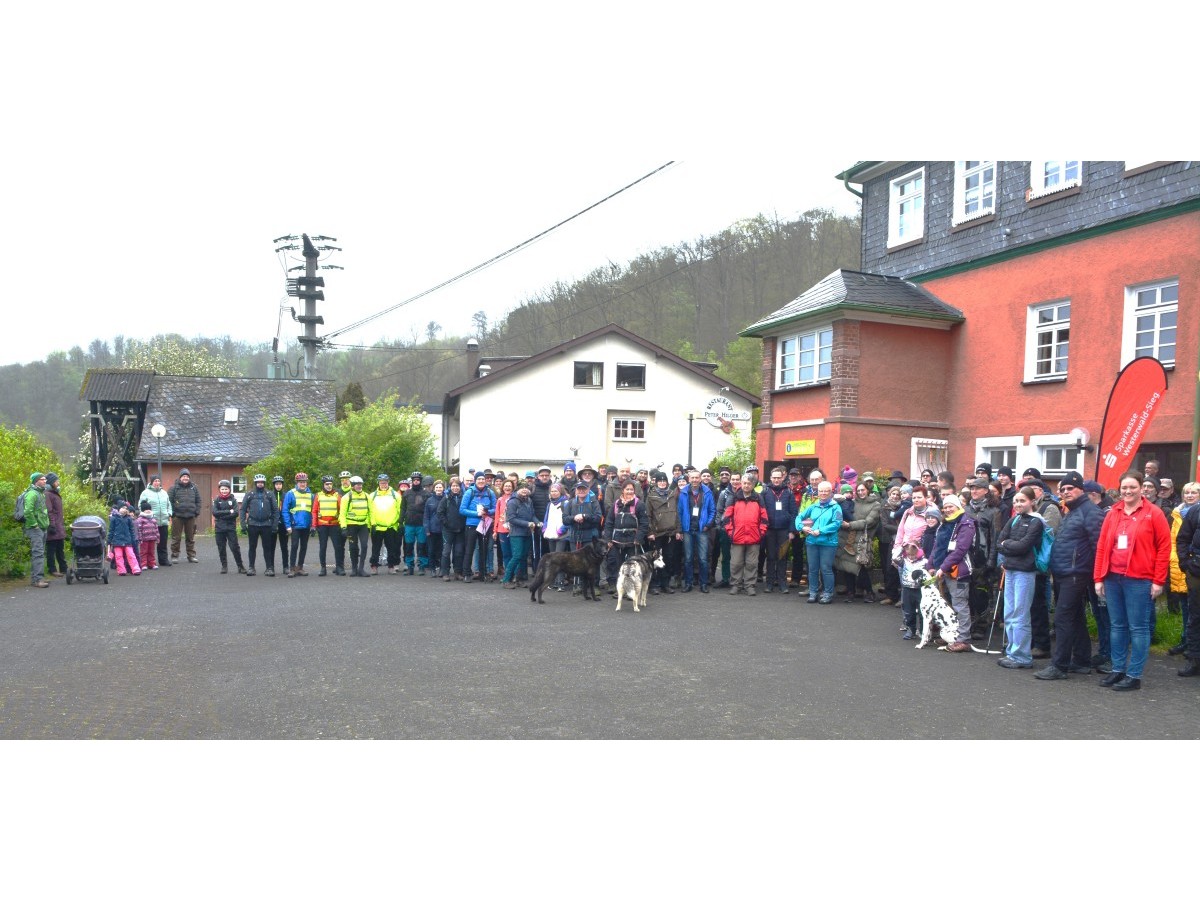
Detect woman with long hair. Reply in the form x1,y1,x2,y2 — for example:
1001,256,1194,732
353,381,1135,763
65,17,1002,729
995,486,1044,669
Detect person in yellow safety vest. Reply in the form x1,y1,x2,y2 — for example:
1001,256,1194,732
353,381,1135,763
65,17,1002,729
368,474,402,574
339,475,373,577
313,475,344,576
283,472,315,577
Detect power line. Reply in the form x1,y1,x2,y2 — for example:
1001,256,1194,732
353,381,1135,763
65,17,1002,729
322,161,677,342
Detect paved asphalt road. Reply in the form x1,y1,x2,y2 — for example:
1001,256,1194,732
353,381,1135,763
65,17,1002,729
1,536,1195,739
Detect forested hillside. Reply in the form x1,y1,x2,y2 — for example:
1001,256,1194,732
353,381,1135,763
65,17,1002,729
2,208,859,462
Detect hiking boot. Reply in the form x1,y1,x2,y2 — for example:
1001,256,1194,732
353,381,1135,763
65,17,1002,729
220,565,228,574
265,569,275,577
34,581,50,588
403,567,413,575
729,586,740,596
236,565,247,575
296,567,308,576
318,567,327,576
947,642,972,653
443,575,452,582
746,586,756,597
1178,660,1200,677
1111,676,1141,692
286,569,295,578
246,568,255,576
334,567,345,576
187,556,198,563
1168,642,1187,656
417,567,425,576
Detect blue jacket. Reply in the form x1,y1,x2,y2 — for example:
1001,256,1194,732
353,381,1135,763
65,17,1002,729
677,484,715,533
460,484,497,527
1048,494,1104,576
108,511,138,548
423,490,444,534
760,481,797,530
282,488,314,530
797,499,843,547
562,494,602,544
505,495,536,538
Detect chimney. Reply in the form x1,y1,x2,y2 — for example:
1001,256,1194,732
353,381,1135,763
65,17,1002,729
466,338,480,380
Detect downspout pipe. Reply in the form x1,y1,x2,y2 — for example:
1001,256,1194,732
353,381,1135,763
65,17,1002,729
841,172,863,199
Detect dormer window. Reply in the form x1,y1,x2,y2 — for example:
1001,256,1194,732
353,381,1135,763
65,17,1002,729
224,407,239,424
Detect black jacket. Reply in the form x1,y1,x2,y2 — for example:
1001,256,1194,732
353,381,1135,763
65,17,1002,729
438,491,467,533
241,487,278,528
998,513,1044,572
168,479,202,518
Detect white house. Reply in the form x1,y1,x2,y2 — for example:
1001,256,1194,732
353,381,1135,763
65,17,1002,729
441,324,759,476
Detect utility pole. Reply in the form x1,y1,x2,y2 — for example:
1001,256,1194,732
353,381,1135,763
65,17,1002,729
294,235,324,379
275,232,341,379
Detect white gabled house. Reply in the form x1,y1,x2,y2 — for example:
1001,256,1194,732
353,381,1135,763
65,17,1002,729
441,324,759,476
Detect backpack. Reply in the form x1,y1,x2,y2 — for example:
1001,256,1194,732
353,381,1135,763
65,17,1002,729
1033,513,1055,573
967,511,991,571
13,489,27,523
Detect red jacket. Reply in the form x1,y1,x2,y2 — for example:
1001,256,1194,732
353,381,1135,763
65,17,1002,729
723,491,768,545
1093,499,1171,586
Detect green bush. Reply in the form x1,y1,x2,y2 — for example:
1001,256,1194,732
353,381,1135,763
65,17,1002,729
0,425,107,578
248,393,445,488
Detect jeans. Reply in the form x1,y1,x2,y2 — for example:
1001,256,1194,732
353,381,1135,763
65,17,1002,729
681,529,709,587
1106,574,1154,679
806,543,836,599
944,573,971,642
502,535,530,583
1003,568,1036,665
497,532,512,576
1087,583,1111,660
441,530,465,576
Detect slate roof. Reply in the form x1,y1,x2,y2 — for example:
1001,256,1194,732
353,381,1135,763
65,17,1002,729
80,368,155,403
134,376,336,464
740,268,964,336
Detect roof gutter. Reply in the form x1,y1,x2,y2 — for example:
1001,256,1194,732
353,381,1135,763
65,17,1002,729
841,170,863,199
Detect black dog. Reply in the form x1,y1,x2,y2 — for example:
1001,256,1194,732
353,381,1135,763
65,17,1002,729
528,541,606,604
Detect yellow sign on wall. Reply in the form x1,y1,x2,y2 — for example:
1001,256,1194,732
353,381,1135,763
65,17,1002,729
784,440,815,456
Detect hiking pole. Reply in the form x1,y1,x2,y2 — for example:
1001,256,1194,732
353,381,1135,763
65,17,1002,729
984,567,1005,653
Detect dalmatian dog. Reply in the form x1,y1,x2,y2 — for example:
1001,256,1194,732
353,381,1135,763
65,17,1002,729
914,571,960,651
614,549,665,612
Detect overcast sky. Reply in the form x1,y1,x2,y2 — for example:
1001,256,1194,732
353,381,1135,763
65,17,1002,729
2,4,1179,366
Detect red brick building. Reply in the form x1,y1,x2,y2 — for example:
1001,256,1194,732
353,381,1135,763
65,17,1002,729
745,161,1199,486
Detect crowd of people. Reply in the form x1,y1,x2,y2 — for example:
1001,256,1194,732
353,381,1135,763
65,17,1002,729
19,456,1200,692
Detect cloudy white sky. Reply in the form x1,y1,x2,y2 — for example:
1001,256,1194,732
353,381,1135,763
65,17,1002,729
3,5,874,366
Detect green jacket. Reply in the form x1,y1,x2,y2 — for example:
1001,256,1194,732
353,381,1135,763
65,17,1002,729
22,485,49,530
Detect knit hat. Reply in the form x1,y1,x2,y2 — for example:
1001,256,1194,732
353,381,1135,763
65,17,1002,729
1058,471,1085,491
842,466,858,483
975,462,993,476
563,461,576,472
997,466,1014,478
46,472,59,486
1083,480,1106,494
941,494,963,510
29,472,44,484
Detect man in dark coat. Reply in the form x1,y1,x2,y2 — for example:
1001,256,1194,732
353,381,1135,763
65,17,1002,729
167,468,202,562
43,472,67,578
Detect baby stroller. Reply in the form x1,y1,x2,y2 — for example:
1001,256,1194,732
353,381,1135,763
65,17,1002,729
67,515,109,584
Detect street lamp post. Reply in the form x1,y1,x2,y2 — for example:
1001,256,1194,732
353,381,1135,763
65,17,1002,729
151,422,166,484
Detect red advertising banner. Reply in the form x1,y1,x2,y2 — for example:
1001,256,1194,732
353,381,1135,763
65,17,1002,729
1094,357,1169,488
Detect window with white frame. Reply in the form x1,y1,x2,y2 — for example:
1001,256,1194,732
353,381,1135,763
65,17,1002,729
911,438,948,479
1122,280,1178,366
777,327,833,388
231,475,247,494
1028,160,1081,199
1041,445,1082,474
888,167,925,247
612,417,646,441
615,364,645,389
983,447,1017,471
953,161,996,224
574,361,603,387
1024,299,1070,381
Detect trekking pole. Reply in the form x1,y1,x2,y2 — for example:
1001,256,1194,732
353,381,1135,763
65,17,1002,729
984,567,1005,653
